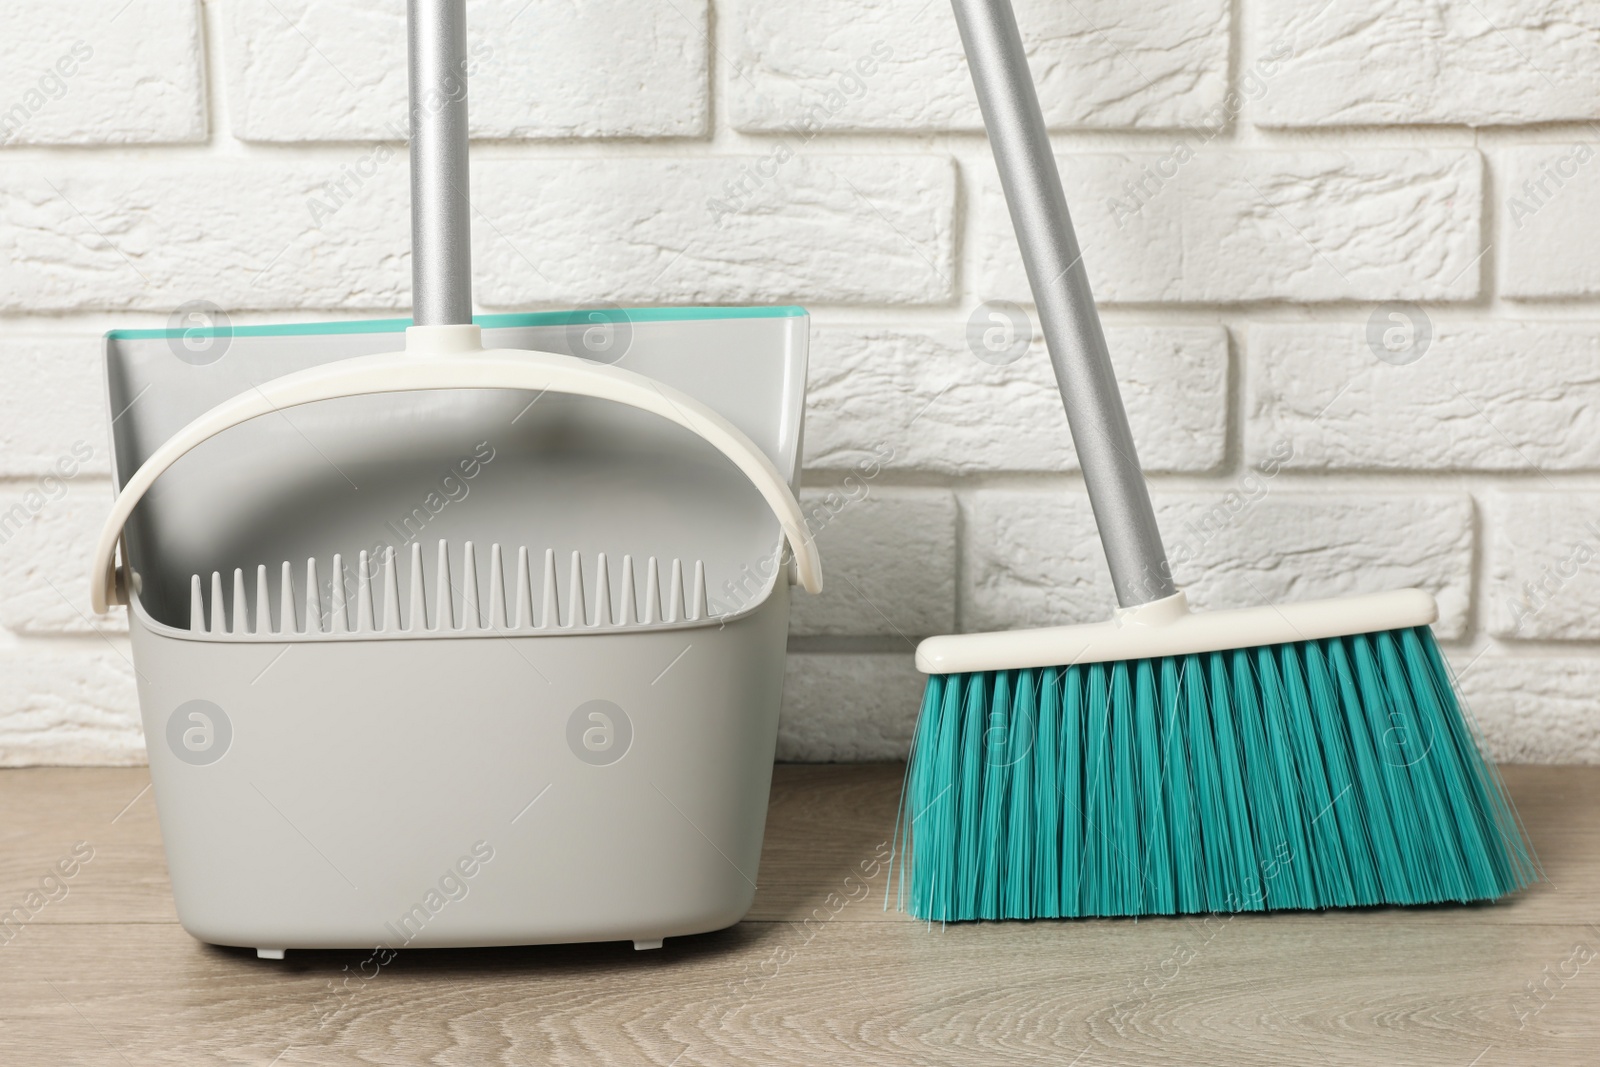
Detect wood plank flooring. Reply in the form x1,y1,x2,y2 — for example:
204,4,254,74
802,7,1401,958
2,764,1596,1065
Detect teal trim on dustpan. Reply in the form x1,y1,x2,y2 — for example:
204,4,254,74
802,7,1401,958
105,306,808,341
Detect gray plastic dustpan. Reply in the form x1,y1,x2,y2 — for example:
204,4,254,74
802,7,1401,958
87,0,819,956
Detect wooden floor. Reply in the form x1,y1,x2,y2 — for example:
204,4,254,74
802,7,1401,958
2,764,1597,1066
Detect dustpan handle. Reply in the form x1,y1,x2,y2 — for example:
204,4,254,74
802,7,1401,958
409,0,473,326
89,335,823,613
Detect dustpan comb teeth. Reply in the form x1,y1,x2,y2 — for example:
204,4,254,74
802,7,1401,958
187,542,722,640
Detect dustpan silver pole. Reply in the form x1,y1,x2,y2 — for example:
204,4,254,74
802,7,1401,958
407,0,473,326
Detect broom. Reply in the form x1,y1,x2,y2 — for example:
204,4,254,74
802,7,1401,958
896,0,1535,920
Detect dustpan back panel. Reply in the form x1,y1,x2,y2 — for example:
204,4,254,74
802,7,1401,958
105,312,806,630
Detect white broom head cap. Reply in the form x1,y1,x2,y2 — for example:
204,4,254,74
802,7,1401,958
914,588,1439,675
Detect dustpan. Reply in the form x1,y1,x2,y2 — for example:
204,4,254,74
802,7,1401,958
89,0,820,956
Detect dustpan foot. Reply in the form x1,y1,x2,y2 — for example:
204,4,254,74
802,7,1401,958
632,938,664,951
256,947,286,960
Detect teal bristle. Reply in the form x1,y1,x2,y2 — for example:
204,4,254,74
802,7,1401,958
977,670,1010,919
1002,668,1036,918
897,626,1536,921
1031,668,1062,915
1060,667,1083,916
1159,657,1203,914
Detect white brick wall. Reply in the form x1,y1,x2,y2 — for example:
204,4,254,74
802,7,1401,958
963,491,1475,638
0,2,205,146
729,0,1229,132
0,483,124,636
0,337,110,477
1247,322,1600,470
975,150,1483,303
0,163,411,311
472,157,957,306
788,488,957,638
3,0,1599,765
1483,493,1600,641
805,325,1228,474
1500,142,1600,298
1257,0,1600,128
225,0,710,141
0,646,140,765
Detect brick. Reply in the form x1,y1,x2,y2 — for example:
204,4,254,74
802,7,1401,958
789,488,956,638
1247,322,1600,471
0,163,409,312
1452,653,1600,764
962,490,1473,639
472,156,957,307
224,0,708,141
0,156,954,311
0,1,204,146
1500,142,1600,299
975,150,1482,304
778,653,924,761
729,0,1227,132
0,642,142,765
1484,493,1600,640
805,325,1227,475
0,337,110,477
0,482,123,636
1257,1,1600,127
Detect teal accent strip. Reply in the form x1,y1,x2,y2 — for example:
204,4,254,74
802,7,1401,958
107,317,413,340
105,306,807,341
477,306,805,328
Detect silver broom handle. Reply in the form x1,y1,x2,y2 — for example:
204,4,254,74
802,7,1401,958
952,0,1175,606
407,0,474,326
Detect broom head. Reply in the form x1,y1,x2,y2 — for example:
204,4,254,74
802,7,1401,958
898,589,1536,921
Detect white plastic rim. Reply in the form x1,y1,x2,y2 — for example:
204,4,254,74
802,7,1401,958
914,588,1440,675
91,325,822,614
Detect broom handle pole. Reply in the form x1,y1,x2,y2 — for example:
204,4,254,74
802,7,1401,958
952,0,1175,607
407,0,474,326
